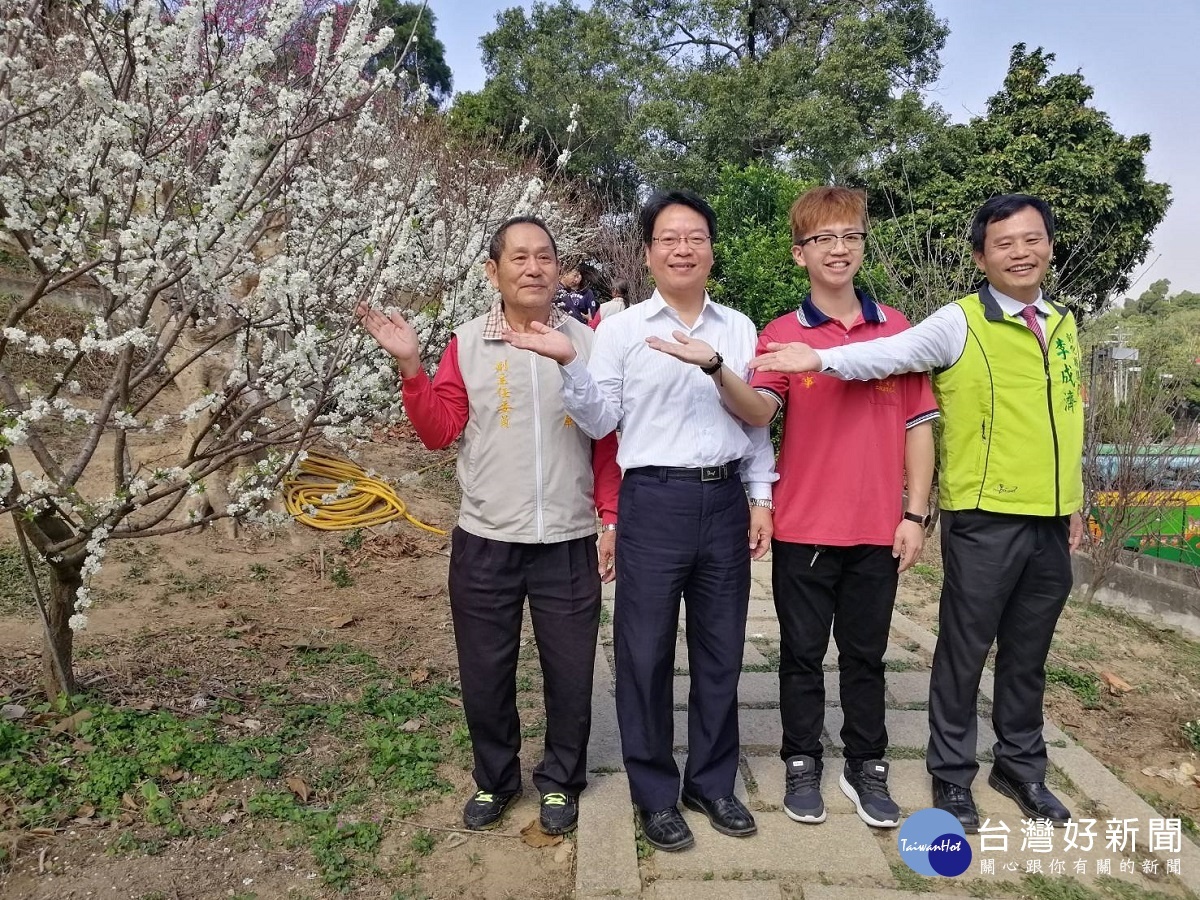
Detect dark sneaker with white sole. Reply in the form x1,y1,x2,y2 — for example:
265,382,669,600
839,759,901,828
783,754,826,824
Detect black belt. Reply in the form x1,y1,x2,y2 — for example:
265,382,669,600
628,463,737,482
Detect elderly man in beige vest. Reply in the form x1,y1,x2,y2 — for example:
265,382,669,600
358,217,620,835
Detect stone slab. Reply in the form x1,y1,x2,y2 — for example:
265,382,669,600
745,618,781,640
575,772,642,897
648,881,781,900
674,708,780,751
674,671,787,707
675,639,766,672
822,642,922,669
652,812,891,879
587,645,623,770
885,671,930,707
805,889,973,900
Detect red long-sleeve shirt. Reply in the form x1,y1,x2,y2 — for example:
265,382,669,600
400,336,619,525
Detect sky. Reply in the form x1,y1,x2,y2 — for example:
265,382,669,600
430,0,1200,300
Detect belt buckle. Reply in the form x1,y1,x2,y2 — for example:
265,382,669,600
700,465,724,482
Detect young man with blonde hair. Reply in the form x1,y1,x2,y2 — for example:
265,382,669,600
751,187,938,828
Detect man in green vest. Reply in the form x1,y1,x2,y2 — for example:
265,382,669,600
749,194,1085,832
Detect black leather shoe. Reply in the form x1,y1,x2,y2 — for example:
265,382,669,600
680,791,757,837
637,806,695,852
932,777,979,833
988,766,1071,825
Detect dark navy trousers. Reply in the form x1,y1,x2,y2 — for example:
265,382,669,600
613,469,750,811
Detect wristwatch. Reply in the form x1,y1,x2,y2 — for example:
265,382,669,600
903,511,931,527
602,523,617,532
749,498,774,511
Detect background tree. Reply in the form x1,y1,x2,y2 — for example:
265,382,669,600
868,44,1170,316
369,0,452,106
449,1,643,202
0,0,588,698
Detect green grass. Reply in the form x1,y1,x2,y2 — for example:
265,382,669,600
1045,665,1102,708
0,645,464,889
890,860,935,892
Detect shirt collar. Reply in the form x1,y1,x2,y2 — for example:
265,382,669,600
796,289,886,328
987,283,1050,318
482,300,570,340
644,289,723,323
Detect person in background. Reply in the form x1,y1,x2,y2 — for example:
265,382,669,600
556,264,598,323
591,278,632,328
358,216,620,836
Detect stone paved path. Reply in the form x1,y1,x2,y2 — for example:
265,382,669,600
576,558,1200,898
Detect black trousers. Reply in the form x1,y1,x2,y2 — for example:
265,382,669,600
773,541,899,765
447,527,601,797
613,470,750,811
927,510,1073,787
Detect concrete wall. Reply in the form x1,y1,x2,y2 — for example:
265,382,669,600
1073,552,1200,639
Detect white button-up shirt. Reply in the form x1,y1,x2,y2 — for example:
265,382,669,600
559,290,776,500
817,284,1053,380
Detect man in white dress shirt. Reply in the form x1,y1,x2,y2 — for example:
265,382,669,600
750,194,1085,833
505,190,776,852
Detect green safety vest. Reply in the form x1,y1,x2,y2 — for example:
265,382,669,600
933,286,1084,516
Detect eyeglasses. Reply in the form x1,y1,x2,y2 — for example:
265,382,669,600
652,234,712,249
797,232,867,250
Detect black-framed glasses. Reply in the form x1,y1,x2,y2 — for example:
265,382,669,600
797,232,867,250
652,234,712,249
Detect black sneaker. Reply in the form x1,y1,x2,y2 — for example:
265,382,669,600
783,754,826,824
839,759,901,828
539,792,578,834
462,788,520,830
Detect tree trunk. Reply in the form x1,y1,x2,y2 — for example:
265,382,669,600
42,564,80,698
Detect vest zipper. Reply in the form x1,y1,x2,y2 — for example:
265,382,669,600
530,354,545,542
1042,316,1069,517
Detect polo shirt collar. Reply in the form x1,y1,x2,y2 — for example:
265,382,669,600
481,299,570,340
796,289,886,328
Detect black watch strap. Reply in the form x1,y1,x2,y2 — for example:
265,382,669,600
701,352,723,375
903,511,930,527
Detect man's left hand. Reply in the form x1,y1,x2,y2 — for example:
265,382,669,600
1068,511,1084,554
749,506,773,559
645,331,718,368
892,518,926,573
598,529,616,583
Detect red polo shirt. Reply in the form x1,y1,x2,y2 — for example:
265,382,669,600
750,293,938,547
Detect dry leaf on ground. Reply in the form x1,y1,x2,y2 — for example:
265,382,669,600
520,820,563,849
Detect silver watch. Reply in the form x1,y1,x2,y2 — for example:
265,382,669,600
602,523,617,532
748,498,774,511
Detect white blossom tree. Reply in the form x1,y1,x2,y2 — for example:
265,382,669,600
0,0,588,697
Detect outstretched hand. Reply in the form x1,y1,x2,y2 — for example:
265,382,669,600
645,331,719,368
356,302,421,377
748,341,822,374
502,320,577,365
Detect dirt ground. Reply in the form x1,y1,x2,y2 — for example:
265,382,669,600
898,535,1200,834
0,427,575,900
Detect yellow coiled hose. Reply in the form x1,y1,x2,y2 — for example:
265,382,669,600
283,451,447,535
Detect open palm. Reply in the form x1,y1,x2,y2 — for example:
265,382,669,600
357,302,420,371
502,321,577,365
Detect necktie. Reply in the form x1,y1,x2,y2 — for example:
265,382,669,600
1019,305,1046,353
